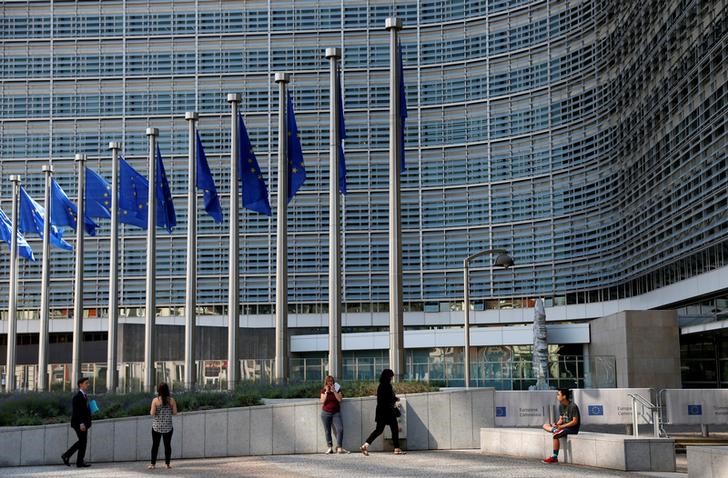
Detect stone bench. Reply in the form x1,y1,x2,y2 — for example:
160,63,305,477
480,428,675,472
687,446,728,478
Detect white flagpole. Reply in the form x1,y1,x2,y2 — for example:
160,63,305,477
144,128,159,393
38,165,53,391
274,72,290,383
5,175,21,392
71,154,87,389
107,142,121,392
385,17,405,381
325,48,343,380
226,96,240,391
184,112,199,390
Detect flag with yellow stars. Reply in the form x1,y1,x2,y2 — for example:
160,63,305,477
0,207,35,261
155,145,177,233
238,112,272,216
50,178,98,235
85,167,112,220
19,186,73,250
118,155,149,229
286,91,306,202
195,131,223,223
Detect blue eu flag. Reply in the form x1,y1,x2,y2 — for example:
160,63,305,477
196,132,223,223
118,155,149,229
0,207,35,261
155,145,176,233
238,113,272,216
337,69,347,194
287,92,306,202
19,186,73,250
398,40,408,172
85,168,112,220
50,178,98,236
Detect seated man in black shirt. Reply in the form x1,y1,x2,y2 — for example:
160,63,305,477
541,388,580,464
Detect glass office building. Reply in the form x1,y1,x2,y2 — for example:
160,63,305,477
0,0,726,387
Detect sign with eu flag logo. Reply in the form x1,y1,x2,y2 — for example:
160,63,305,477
688,404,703,416
496,407,507,417
588,405,604,416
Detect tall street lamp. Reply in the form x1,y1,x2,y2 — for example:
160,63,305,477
463,249,514,388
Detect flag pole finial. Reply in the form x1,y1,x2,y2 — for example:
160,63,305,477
185,111,199,121
385,17,403,30
227,93,241,103
274,72,290,84
325,47,341,59
146,127,159,137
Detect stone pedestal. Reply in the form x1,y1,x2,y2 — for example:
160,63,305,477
588,310,681,389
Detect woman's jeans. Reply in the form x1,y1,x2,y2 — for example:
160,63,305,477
151,429,173,465
320,411,343,447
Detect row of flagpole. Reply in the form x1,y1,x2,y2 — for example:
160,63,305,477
1,18,406,392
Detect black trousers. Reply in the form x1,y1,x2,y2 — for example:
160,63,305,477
151,429,174,465
365,417,399,448
64,427,88,465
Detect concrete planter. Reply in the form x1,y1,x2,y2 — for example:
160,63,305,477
0,388,495,467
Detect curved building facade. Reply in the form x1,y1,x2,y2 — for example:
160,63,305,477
0,0,726,386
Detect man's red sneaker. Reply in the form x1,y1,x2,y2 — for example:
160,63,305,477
543,456,559,464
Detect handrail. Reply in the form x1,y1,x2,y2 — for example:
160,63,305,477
628,392,661,437
628,392,654,409
656,389,669,437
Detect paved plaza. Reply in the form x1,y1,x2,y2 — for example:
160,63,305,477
0,450,687,478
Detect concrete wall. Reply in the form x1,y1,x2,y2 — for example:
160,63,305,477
687,446,728,478
0,388,495,467
663,389,728,425
587,310,681,389
494,389,652,427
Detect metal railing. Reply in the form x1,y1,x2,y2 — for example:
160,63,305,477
628,392,663,437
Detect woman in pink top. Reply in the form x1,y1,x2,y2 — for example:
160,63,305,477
320,375,349,454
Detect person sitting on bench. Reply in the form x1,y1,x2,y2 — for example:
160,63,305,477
542,388,580,464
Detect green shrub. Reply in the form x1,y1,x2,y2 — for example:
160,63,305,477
0,392,71,426
341,380,439,397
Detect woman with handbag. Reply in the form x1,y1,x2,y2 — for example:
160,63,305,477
360,369,405,456
148,382,177,469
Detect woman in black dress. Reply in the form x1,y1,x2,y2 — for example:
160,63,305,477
360,369,405,455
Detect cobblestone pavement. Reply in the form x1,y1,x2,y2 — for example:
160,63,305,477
1,450,687,478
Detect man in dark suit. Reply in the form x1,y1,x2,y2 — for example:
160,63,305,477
61,377,92,468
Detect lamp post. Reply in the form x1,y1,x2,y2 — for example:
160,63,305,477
463,249,514,388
